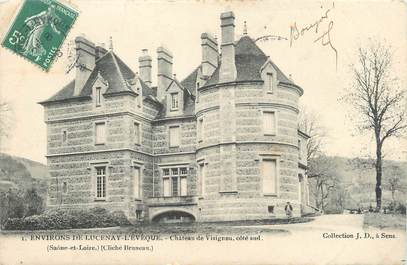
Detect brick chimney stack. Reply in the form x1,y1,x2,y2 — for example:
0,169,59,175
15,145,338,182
156,47,173,101
74,36,96,96
201,33,218,77
138,49,152,86
219,11,237,83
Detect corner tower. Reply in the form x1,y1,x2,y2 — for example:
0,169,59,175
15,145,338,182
193,12,305,221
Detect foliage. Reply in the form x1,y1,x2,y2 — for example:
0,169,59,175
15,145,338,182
387,201,406,215
3,207,130,230
0,188,45,228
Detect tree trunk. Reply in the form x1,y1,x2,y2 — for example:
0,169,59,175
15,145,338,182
375,143,383,211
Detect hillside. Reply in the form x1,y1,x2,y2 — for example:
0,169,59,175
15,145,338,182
309,156,407,210
0,153,48,196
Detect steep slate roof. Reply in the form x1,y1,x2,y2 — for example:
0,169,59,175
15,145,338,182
40,51,156,104
180,35,295,91
42,79,78,102
180,66,201,97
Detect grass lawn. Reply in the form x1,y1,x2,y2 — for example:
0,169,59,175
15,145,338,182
363,213,406,230
1,217,313,235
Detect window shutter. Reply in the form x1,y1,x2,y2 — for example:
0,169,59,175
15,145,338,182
263,112,275,135
262,160,277,194
169,126,180,147
95,123,106,144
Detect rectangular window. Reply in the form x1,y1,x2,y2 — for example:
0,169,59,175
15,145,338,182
96,87,102,107
62,130,67,143
199,164,205,196
171,92,179,110
180,167,188,196
180,177,187,196
163,169,170,197
169,126,180,147
96,166,106,199
298,139,302,160
171,177,178,196
162,167,188,197
134,167,141,199
263,111,276,135
134,122,141,145
266,73,273,92
95,122,106,145
198,118,203,142
262,160,277,194
163,178,170,197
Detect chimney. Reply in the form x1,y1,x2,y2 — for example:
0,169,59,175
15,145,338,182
156,46,173,101
219,11,237,83
138,49,152,86
74,36,96,96
201,33,219,77
95,43,107,60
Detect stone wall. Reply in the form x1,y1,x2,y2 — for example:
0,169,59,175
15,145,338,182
194,81,302,221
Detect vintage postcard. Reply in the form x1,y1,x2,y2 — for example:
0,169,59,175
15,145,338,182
0,0,406,265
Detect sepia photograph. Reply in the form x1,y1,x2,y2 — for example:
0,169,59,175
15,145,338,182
0,0,406,264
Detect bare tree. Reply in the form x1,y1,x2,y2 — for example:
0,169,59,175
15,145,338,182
298,106,326,161
344,41,407,210
308,155,339,211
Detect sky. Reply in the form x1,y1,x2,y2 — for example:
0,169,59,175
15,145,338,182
0,0,406,164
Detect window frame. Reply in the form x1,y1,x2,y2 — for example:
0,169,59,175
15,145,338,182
94,121,106,145
134,122,141,145
161,166,188,197
95,166,107,200
170,92,179,111
95,87,102,107
266,72,273,93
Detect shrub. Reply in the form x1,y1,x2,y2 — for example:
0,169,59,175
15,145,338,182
3,207,130,230
112,211,131,226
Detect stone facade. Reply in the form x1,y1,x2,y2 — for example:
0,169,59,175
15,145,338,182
40,11,311,223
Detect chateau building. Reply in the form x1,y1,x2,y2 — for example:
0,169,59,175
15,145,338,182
40,11,311,222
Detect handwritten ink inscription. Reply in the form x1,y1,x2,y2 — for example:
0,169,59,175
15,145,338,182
255,3,337,69
290,2,337,69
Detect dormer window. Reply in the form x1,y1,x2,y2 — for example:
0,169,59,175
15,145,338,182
266,73,273,93
96,87,102,107
171,92,179,110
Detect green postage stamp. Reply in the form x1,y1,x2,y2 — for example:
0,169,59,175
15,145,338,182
1,0,78,71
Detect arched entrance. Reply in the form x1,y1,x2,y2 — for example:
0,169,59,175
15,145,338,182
151,210,196,223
